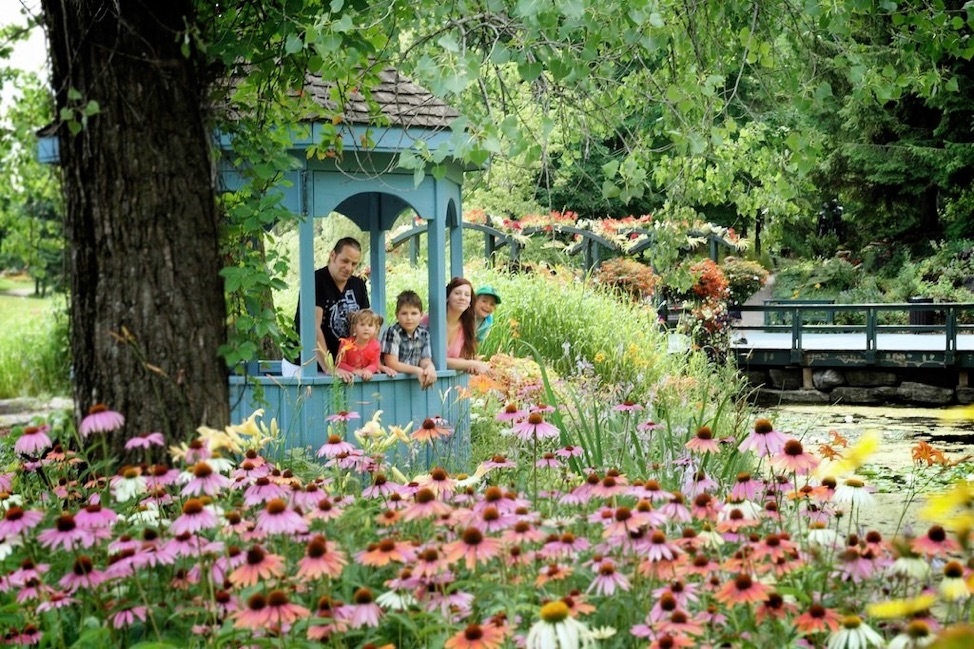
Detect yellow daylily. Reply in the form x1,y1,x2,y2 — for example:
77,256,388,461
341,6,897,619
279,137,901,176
866,593,937,619
816,429,880,479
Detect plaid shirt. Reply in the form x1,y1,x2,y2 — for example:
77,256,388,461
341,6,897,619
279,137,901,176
381,323,431,367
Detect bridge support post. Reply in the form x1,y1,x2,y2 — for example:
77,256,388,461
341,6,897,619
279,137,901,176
802,367,814,390
960,370,969,388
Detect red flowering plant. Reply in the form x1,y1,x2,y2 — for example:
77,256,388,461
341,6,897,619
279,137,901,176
666,258,733,355
592,257,660,303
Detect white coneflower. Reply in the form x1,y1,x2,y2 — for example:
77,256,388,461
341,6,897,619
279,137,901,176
832,478,875,507
886,620,934,649
525,601,592,649
939,561,971,602
374,589,416,611
584,626,617,641
807,522,840,547
887,555,930,581
826,615,884,649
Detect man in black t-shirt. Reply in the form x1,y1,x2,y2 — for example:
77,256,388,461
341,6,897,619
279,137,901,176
285,237,369,381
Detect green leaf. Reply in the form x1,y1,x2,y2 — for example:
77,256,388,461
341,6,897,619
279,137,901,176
84,100,100,116
437,33,460,52
285,33,303,54
67,87,82,101
330,0,344,11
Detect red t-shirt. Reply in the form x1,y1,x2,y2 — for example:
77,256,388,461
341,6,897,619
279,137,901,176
337,337,381,372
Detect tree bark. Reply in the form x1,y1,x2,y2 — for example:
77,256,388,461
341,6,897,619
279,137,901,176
41,1,229,452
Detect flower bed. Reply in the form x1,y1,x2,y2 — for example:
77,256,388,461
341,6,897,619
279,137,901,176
4,391,974,648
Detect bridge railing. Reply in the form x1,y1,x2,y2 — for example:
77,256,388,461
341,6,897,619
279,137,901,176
734,302,974,353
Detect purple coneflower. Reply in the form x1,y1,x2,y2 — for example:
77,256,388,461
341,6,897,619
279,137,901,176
685,426,721,454
495,403,526,422
79,403,125,438
14,425,51,455
0,507,44,538
255,498,309,535
738,418,788,456
59,556,106,591
326,410,360,423
512,412,559,441
180,462,230,497
316,434,355,458
342,587,384,628
170,499,218,535
124,432,165,450
770,439,820,475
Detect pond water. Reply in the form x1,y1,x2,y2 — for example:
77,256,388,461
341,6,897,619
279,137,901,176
757,404,974,536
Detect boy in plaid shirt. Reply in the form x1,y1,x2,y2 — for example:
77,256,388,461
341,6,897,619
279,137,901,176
381,290,437,388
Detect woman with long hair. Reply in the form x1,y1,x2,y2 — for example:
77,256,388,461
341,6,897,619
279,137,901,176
426,277,491,375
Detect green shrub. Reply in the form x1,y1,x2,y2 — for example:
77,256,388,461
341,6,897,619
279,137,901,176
720,257,769,305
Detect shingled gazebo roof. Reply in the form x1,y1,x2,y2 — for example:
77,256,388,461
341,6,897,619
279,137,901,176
303,67,460,129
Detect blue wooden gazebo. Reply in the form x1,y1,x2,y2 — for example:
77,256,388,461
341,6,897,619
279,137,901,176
226,69,478,463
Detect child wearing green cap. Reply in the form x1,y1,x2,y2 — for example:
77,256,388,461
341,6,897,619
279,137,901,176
474,285,501,342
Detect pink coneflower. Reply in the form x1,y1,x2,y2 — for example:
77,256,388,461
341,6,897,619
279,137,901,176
110,605,148,629
755,591,798,624
170,499,218,535
738,418,788,456
555,445,584,458
444,622,506,649
535,452,561,468
540,532,591,558
587,560,631,596
59,556,107,591
228,545,285,587
473,506,517,533
644,530,682,563
613,400,644,412
716,508,759,535
770,439,820,474
911,524,960,557
343,587,383,628
684,470,718,497
326,410,360,423
357,538,416,567
496,403,527,422
362,473,401,498
233,592,270,630
306,497,344,522
658,492,691,522
730,472,764,501
0,507,44,538
264,589,310,627
628,478,671,502
306,596,348,641
481,454,517,471
316,434,355,458
79,403,125,438
124,432,165,450
37,514,94,551
715,573,771,607
144,464,180,490
690,492,721,521
255,498,308,536
501,520,546,546
35,591,76,613
512,412,560,441
75,502,118,532
6,624,41,646
685,426,721,454
657,609,705,637
243,476,287,506
402,488,452,522
423,467,456,497
412,547,449,578
181,462,230,497
444,527,503,570
794,603,842,635
412,417,452,442
14,425,51,456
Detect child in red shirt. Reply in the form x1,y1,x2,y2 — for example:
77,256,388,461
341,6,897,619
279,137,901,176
336,309,394,382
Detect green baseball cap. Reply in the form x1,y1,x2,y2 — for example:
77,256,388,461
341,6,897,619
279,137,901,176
475,285,502,305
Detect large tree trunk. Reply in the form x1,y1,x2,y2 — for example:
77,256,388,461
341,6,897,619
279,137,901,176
42,1,229,452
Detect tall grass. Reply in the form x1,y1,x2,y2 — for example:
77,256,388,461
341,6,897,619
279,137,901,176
0,300,71,398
